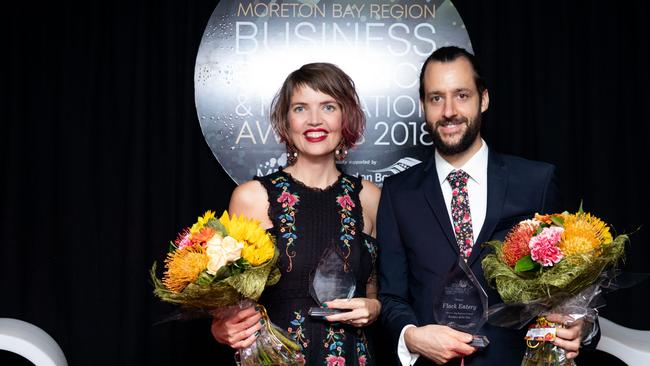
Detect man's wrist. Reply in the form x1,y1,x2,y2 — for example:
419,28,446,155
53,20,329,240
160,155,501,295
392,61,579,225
398,325,420,365
404,326,415,352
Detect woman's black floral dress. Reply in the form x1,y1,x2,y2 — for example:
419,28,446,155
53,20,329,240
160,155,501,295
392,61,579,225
254,169,377,366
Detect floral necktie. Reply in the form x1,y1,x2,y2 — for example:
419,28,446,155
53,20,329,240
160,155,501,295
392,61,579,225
448,169,474,258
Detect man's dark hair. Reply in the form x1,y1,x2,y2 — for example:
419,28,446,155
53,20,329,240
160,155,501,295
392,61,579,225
418,46,487,101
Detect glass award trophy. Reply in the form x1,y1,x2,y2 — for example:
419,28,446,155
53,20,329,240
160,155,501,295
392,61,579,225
308,245,356,317
433,257,490,348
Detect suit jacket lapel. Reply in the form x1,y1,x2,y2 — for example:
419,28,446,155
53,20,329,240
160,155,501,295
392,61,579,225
468,151,508,266
421,156,459,255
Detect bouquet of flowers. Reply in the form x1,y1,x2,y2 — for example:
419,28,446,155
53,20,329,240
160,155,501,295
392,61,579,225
482,206,628,366
150,210,304,365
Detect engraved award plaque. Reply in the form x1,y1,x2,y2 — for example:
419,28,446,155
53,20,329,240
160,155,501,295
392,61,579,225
433,257,490,348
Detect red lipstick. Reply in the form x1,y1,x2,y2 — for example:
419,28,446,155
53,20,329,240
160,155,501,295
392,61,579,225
304,128,328,142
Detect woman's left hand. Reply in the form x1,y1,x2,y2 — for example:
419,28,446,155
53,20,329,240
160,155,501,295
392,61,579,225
323,297,381,327
547,314,583,360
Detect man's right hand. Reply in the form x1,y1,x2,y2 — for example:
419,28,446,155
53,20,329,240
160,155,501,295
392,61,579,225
211,306,263,349
404,324,477,365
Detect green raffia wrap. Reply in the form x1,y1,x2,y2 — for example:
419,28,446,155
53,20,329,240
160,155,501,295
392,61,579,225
482,234,628,304
150,248,281,308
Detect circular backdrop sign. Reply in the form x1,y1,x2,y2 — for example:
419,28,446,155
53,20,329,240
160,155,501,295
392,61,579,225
195,0,472,185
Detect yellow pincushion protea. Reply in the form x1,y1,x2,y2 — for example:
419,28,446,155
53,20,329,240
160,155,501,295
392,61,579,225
219,211,275,266
559,212,613,257
163,244,210,293
190,210,216,235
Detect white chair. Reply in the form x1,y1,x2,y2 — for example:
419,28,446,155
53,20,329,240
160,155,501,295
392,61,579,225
0,318,67,366
597,316,650,366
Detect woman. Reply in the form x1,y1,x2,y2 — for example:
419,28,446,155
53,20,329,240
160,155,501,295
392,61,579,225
211,63,381,365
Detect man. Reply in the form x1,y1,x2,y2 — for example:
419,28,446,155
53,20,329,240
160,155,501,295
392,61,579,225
377,46,585,365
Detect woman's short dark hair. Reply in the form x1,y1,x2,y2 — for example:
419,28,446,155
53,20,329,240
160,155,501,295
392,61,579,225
270,63,365,150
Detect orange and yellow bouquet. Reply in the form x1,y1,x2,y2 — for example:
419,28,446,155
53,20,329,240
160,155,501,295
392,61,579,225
151,210,303,365
482,206,627,366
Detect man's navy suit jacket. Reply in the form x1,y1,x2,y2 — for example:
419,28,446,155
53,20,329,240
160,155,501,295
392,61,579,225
377,150,564,365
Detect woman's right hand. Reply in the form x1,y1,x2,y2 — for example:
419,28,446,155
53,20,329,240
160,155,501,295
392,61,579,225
211,305,263,349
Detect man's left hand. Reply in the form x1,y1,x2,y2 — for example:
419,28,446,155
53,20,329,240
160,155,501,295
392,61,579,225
547,314,583,360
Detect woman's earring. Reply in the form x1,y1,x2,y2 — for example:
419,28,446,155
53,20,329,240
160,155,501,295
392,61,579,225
335,142,348,161
286,145,298,165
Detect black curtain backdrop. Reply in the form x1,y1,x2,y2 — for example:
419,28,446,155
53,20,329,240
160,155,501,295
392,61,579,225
2,1,648,365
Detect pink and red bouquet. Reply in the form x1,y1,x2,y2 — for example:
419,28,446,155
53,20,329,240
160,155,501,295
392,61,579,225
482,207,627,365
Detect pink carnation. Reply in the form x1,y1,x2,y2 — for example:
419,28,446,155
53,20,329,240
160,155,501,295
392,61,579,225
529,226,564,266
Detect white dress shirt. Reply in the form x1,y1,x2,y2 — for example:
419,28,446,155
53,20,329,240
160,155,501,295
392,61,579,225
397,140,489,365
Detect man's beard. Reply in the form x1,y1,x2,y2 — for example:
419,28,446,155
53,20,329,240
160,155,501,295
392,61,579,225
430,113,482,156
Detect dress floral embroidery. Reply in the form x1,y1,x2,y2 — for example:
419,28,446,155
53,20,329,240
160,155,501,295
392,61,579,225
287,310,309,350
363,238,377,266
355,329,370,366
253,170,376,366
324,325,346,365
336,177,357,270
271,175,300,272
325,355,346,366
